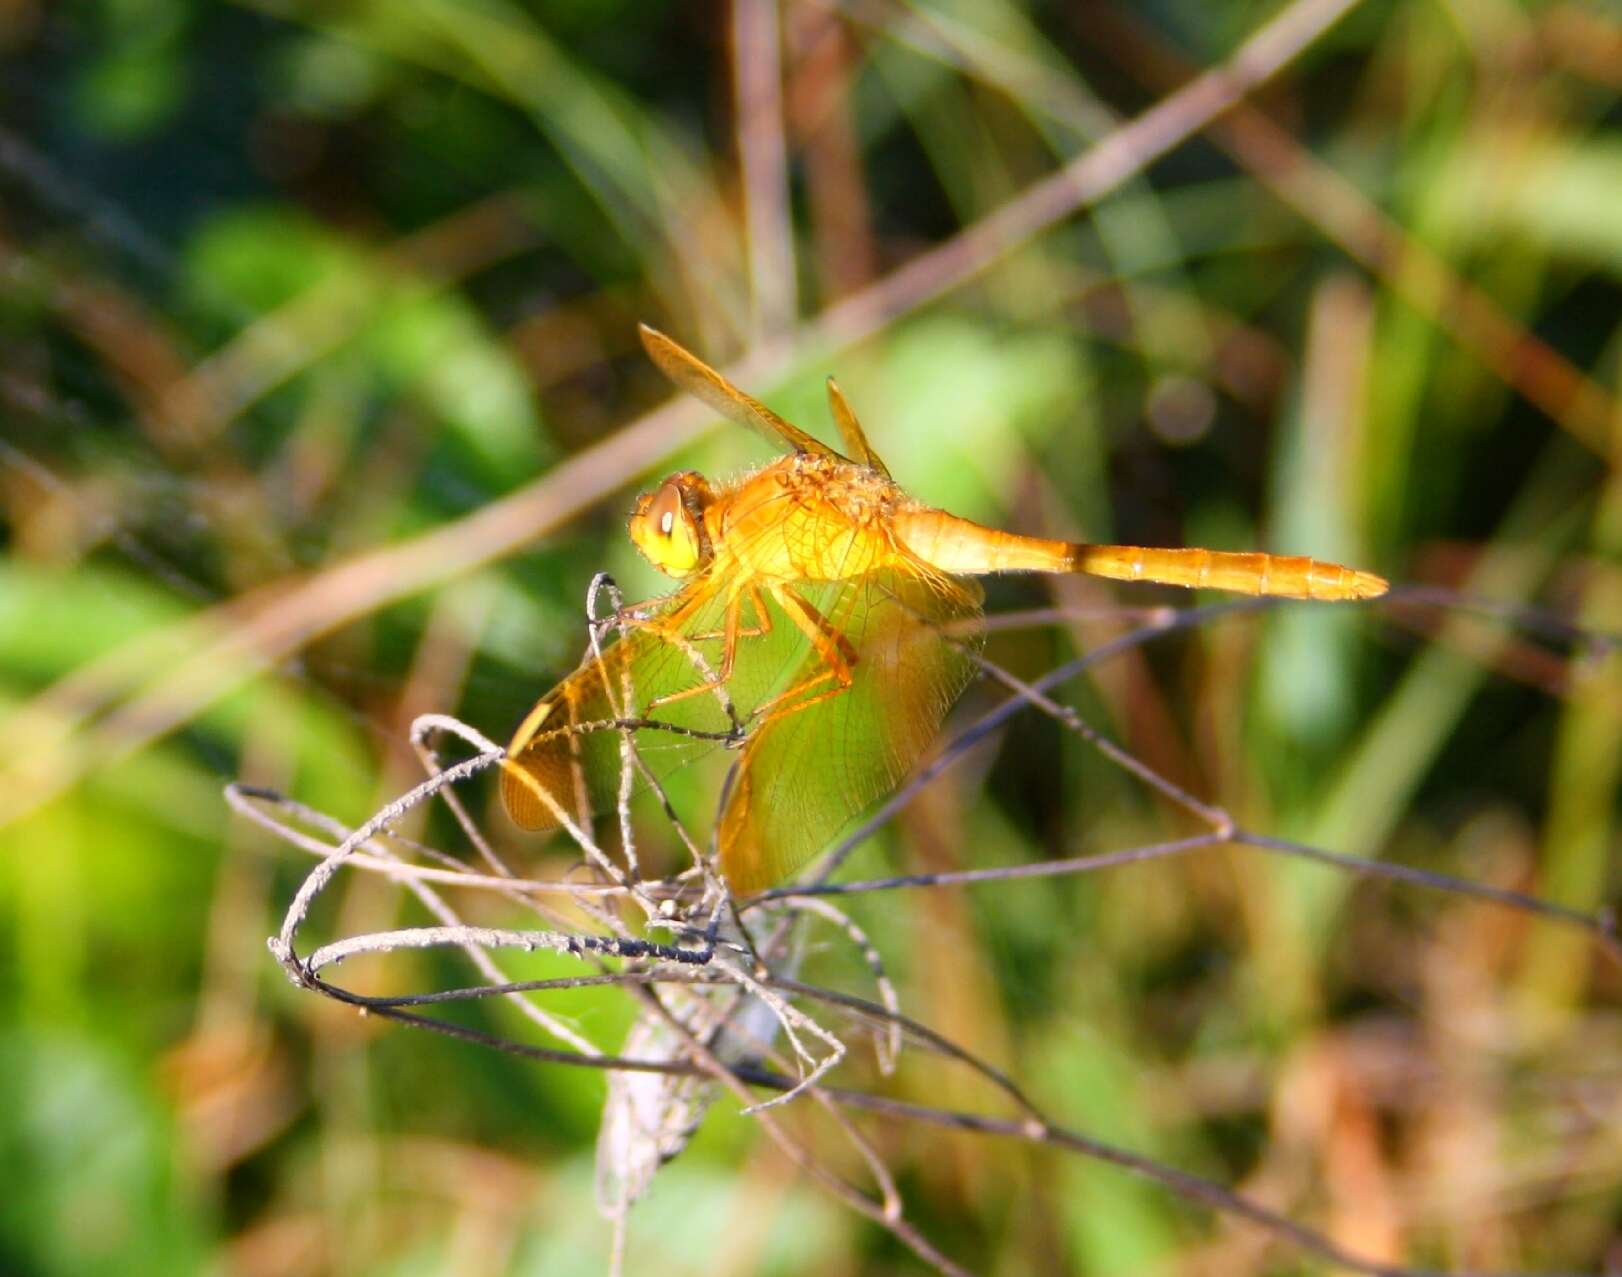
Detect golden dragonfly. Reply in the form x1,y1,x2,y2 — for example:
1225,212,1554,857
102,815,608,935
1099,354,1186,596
502,326,1387,893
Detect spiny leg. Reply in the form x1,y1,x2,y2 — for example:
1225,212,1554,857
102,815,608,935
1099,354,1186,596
687,582,771,647
644,581,768,712
587,606,736,727
720,582,773,682
751,583,859,723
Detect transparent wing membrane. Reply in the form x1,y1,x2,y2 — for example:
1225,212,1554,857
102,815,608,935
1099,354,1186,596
719,565,982,892
638,324,841,460
501,584,740,834
825,377,892,478
504,549,983,892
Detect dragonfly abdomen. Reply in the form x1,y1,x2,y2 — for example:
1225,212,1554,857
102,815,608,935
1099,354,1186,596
1073,545,1387,600
892,508,1076,575
894,508,1386,600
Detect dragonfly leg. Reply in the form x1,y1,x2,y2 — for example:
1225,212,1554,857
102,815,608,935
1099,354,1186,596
642,583,769,713
715,583,773,686
642,663,728,711
742,582,771,636
750,583,858,722
688,582,771,645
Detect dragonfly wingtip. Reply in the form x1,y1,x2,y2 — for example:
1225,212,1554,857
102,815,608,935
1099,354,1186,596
638,322,682,362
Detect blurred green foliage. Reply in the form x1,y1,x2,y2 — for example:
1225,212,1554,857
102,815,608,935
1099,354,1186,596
0,0,1619,1273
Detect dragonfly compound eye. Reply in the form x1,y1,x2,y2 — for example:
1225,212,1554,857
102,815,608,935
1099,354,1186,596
630,478,705,577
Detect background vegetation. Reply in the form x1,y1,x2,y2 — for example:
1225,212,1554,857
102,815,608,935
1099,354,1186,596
0,0,1618,1272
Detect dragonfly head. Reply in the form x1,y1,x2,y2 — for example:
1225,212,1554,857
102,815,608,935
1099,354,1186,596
629,471,715,578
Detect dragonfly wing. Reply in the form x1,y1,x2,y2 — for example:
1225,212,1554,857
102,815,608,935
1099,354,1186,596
718,565,983,893
824,377,892,478
501,581,741,834
638,324,840,460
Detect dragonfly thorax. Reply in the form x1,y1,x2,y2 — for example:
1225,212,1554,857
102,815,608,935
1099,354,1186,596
713,452,906,583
